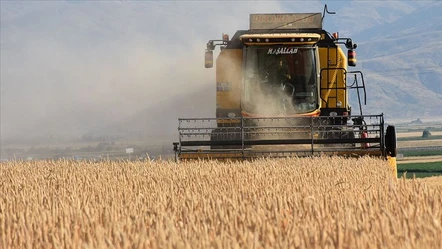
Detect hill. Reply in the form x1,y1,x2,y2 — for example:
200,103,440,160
353,1,442,118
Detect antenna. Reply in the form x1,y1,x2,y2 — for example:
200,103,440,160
322,4,336,25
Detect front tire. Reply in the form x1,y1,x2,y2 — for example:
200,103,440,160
385,125,397,157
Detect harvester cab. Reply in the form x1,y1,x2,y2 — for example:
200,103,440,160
173,5,397,176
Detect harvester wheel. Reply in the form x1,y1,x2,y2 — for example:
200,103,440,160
385,125,397,157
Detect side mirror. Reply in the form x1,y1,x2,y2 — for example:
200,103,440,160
205,50,213,68
347,49,357,67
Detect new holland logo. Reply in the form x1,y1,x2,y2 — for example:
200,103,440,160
267,47,298,55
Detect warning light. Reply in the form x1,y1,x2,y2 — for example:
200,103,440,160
348,49,357,67
222,33,229,41
332,32,339,39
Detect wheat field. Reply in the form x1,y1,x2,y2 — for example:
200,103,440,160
1,157,441,249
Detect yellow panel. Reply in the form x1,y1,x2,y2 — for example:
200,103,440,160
216,49,242,109
388,156,398,178
318,47,348,109
180,153,243,160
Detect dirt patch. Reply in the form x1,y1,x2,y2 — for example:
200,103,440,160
397,131,442,138
398,139,442,148
397,155,442,164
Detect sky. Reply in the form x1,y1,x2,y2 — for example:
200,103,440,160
0,0,436,144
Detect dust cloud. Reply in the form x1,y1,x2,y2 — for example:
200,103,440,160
1,1,323,147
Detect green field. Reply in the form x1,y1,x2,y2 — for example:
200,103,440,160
398,161,442,178
399,150,442,157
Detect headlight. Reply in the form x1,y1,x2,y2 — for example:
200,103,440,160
227,112,236,118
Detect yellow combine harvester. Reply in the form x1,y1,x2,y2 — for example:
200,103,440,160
173,5,397,175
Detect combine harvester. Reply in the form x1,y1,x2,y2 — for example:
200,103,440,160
173,5,397,175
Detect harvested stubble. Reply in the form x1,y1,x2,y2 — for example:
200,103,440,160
0,157,441,249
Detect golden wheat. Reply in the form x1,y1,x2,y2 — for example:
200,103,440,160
0,157,441,249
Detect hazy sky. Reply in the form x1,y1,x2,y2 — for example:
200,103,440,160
1,1,281,138
0,0,435,143
0,0,317,141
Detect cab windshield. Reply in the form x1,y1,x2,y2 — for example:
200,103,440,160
243,46,318,115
